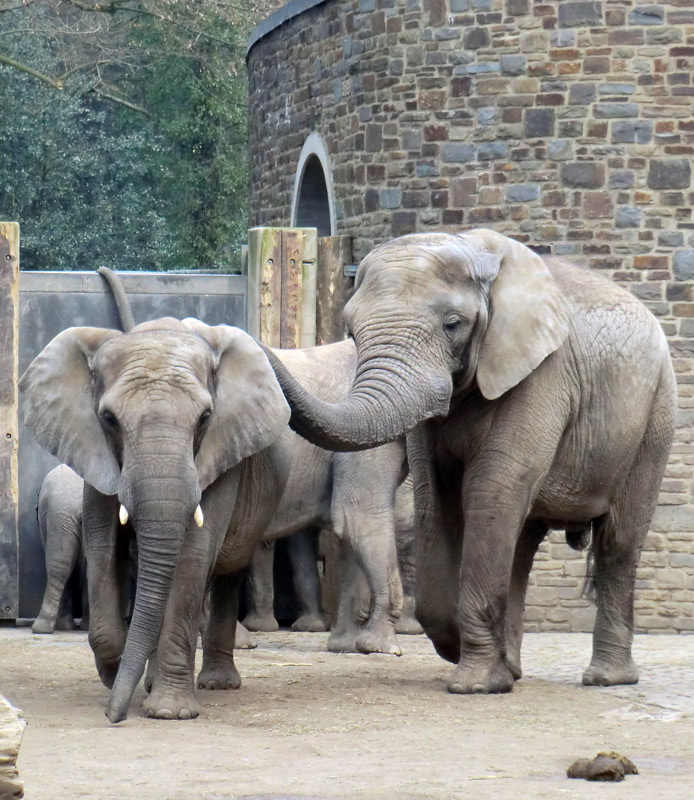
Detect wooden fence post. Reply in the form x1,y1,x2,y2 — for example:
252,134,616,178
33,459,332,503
316,235,353,345
0,223,19,621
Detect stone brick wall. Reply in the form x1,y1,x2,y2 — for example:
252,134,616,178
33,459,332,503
247,0,694,632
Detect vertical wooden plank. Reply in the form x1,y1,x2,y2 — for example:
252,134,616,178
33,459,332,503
316,235,353,345
247,227,281,347
0,223,19,620
300,228,317,349
279,229,304,349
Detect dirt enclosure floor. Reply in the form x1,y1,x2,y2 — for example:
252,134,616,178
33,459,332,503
1,627,693,800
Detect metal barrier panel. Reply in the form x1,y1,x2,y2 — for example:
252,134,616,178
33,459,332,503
17,271,247,619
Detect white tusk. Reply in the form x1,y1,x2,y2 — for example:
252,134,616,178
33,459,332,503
119,504,129,526
194,505,204,528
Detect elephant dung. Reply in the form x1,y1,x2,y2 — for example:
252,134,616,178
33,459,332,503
567,751,638,782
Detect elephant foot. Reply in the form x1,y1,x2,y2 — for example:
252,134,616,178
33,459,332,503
234,622,258,650
356,623,403,656
242,612,279,632
197,662,242,691
96,660,120,690
292,612,329,633
143,686,200,720
447,657,515,695
582,657,639,687
78,616,90,632
54,614,78,631
395,614,423,636
31,616,56,635
327,627,360,653
507,653,522,681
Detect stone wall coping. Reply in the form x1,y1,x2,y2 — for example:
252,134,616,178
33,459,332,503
247,0,329,59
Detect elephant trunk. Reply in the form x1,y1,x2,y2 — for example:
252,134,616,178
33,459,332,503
106,456,200,723
263,337,451,452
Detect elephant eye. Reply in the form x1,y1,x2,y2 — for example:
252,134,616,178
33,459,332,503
99,409,118,432
198,408,212,428
443,315,464,335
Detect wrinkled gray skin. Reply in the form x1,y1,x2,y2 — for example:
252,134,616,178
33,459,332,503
246,341,411,655
20,317,291,722
31,465,90,634
265,228,676,694
244,475,422,643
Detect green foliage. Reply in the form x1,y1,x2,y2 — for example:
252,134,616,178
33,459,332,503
0,0,277,271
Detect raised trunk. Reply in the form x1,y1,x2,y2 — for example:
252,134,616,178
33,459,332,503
263,345,451,452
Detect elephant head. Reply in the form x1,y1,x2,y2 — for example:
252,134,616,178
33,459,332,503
19,318,289,722
266,228,569,450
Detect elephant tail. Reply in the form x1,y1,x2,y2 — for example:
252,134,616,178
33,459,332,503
97,267,135,332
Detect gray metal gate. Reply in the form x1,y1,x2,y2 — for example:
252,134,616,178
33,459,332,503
17,270,247,619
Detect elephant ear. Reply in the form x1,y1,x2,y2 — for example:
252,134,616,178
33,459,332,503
19,327,122,495
462,229,570,401
181,319,290,491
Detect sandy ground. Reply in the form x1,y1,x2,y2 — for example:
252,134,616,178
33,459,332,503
1,627,693,799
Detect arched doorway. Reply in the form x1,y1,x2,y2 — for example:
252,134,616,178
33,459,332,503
291,133,336,237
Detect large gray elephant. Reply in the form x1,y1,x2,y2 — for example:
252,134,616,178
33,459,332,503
20,317,292,722
264,228,677,694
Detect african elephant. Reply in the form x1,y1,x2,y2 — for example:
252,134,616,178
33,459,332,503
31,465,89,634
244,474,422,644
20,317,292,722
265,228,676,694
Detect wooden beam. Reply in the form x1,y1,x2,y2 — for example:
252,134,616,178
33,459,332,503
0,223,18,621
316,235,353,345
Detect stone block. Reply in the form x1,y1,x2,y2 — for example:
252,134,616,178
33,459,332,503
651,505,694,532
506,0,529,15
569,83,596,105
450,0,469,9
507,184,540,202
583,191,612,218
477,107,496,125
547,139,574,160
616,206,641,228
609,170,634,189
442,143,476,163
570,605,596,632
648,159,692,190
423,0,446,27
365,124,383,152
599,83,635,95
560,161,605,188
391,211,417,237
450,177,477,206
524,108,555,138
674,251,694,281
464,27,489,49
552,29,576,47
500,55,526,76
478,141,508,160
659,231,684,248
380,189,402,209
629,5,664,25
594,103,639,119
558,1,602,28
402,129,421,151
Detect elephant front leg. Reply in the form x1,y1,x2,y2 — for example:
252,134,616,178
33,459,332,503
197,572,243,691
82,486,126,688
448,500,528,695
327,538,367,652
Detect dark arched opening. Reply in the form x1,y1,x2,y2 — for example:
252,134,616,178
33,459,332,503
295,155,332,237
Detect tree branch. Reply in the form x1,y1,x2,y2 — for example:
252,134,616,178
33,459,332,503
0,52,63,88
89,85,149,115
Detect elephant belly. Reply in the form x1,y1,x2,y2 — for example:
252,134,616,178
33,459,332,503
531,472,612,526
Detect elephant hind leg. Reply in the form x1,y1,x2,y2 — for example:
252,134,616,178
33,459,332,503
584,381,675,687
505,520,548,680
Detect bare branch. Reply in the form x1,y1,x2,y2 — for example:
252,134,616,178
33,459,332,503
0,52,63,88
89,84,149,114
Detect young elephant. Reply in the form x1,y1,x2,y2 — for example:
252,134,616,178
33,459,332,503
266,228,676,694
20,317,291,722
31,465,89,634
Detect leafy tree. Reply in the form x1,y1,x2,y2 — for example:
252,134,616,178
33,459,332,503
0,0,280,270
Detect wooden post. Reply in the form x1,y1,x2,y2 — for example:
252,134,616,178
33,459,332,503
0,695,24,799
0,223,19,621
316,235,353,345
247,227,317,348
